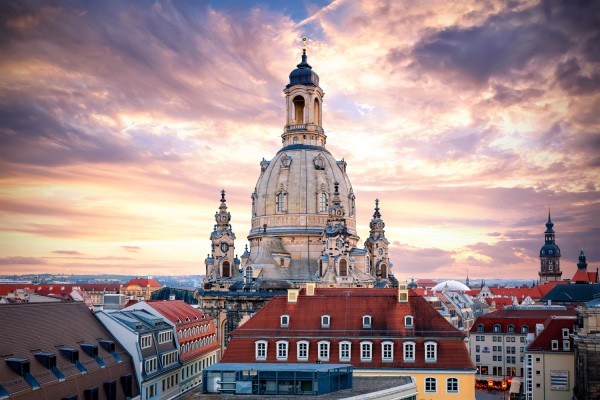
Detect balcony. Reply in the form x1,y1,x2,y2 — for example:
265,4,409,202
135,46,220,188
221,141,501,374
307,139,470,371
284,124,324,134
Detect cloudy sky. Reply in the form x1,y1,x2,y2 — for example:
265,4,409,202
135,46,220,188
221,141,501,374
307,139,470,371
1,0,599,280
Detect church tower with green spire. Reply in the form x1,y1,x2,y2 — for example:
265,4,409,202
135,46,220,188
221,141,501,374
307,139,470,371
539,210,562,283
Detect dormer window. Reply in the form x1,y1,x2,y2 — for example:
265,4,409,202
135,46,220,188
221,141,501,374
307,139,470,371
507,324,515,333
425,341,438,362
562,328,569,339
551,340,558,350
477,324,484,332
563,340,570,350
521,325,529,333
321,315,331,328
404,315,413,328
493,324,501,333
280,315,289,327
362,315,372,328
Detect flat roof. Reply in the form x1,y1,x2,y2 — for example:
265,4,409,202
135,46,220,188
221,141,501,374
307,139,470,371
205,363,351,372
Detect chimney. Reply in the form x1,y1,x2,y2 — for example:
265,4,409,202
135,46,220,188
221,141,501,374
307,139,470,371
306,283,316,296
287,288,300,303
398,281,408,303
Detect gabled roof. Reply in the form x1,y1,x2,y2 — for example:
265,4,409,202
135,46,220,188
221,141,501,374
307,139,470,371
126,278,162,288
528,317,576,352
145,300,210,325
0,302,139,399
470,308,577,333
572,269,599,284
416,279,438,288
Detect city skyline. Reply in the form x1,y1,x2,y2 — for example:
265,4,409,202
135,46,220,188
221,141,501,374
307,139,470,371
1,0,599,279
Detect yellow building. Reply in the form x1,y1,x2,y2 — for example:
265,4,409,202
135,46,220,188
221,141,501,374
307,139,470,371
122,277,162,300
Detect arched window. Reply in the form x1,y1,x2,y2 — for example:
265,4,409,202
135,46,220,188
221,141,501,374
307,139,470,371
477,324,484,332
363,315,372,328
425,377,437,393
403,341,415,362
255,340,268,361
493,324,501,333
293,136,298,144
365,256,370,274
276,340,288,360
319,192,328,212
251,192,257,216
222,261,231,278
360,341,372,362
404,315,413,328
317,340,330,362
321,315,331,328
380,263,388,278
382,341,394,362
245,266,253,282
313,98,320,125
280,315,289,327
425,341,437,362
293,96,305,123
339,341,351,362
297,341,309,361
521,325,529,333
339,259,348,276
446,377,459,393
507,324,515,333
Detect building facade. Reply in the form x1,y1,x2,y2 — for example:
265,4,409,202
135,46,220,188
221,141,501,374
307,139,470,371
220,286,476,400
573,299,600,400
469,307,577,387
95,309,180,400
123,300,221,393
525,317,576,400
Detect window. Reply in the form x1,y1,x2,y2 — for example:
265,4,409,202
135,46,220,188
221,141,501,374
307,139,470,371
521,325,529,333
382,341,393,362
145,357,157,373
297,341,309,361
476,355,480,362
360,341,372,362
158,330,172,344
405,315,413,328
403,341,415,362
276,341,288,360
425,377,437,393
319,192,328,212
339,259,348,276
255,340,267,361
363,315,372,328
222,261,231,278
507,324,515,333
493,324,501,333
141,335,152,349
551,340,558,350
321,315,330,328
339,341,351,362
476,345,480,353
280,315,289,327
276,192,285,212
318,341,330,361
162,351,177,366
425,341,437,362
446,377,459,393
563,340,570,350
562,328,569,339
477,324,484,332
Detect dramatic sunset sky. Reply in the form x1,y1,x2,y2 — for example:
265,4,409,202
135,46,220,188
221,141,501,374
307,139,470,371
1,0,598,280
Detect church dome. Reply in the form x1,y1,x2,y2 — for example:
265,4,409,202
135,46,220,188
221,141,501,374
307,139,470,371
288,49,319,87
432,280,470,292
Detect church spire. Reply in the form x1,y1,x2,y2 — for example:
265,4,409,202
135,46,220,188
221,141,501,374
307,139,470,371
577,249,588,271
539,210,562,283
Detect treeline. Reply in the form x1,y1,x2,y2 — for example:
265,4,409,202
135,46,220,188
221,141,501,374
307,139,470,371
150,287,198,304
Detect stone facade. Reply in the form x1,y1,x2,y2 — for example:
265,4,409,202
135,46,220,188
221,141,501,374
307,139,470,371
573,300,600,400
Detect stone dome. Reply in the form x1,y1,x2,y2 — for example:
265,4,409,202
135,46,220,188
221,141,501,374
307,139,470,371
432,280,470,292
288,49,319,87
249,145,357,240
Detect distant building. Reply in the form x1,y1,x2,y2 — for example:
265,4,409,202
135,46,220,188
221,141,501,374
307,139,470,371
123,300,221,393
95,308,180,400
539,211,562,283
525,316,576,400
573,299,600,400
0,302,140,399
571,249,599,284
220,285,476,399
122,278,163,301
469,307,577,387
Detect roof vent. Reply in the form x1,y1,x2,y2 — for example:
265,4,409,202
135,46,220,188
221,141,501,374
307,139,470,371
0,384,9,399
98,340,122,363
59,348,87,374
34,352,65,381
5,358,40,390
81,344,106,368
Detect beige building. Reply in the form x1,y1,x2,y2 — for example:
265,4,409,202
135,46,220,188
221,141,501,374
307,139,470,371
525,317,576,400
573,298,600,400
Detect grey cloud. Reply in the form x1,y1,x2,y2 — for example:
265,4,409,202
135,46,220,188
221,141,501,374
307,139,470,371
555,58,600,95
0,256,46,265
52,250,83,255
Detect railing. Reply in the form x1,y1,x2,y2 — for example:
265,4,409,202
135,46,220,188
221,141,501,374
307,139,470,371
284,124,324,134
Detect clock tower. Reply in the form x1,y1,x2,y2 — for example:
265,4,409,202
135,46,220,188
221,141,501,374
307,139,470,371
364,199,392,279
205,190,239,280
539,210,562,283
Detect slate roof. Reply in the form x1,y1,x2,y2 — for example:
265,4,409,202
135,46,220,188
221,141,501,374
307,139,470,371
221,288,474,370
527,317,576,352
541,283,600,303
470,309,577,333
0,302,139,399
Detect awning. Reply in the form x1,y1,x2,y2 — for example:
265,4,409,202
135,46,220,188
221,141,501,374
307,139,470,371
509,377,521,394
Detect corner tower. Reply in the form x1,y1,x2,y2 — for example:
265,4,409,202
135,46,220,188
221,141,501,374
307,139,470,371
205,190,239,281
539,210,562,283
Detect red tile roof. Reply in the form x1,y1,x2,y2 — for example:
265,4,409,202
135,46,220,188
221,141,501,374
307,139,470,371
527,317,576,351
125,278,162,287
0,283,122,297
146,300,210,324
221,288,474,370
470,309,577,333
416,279,438,288
572,269,599,283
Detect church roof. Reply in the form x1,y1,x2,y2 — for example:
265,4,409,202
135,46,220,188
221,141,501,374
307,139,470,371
432,280,470,292
287,49,319,87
